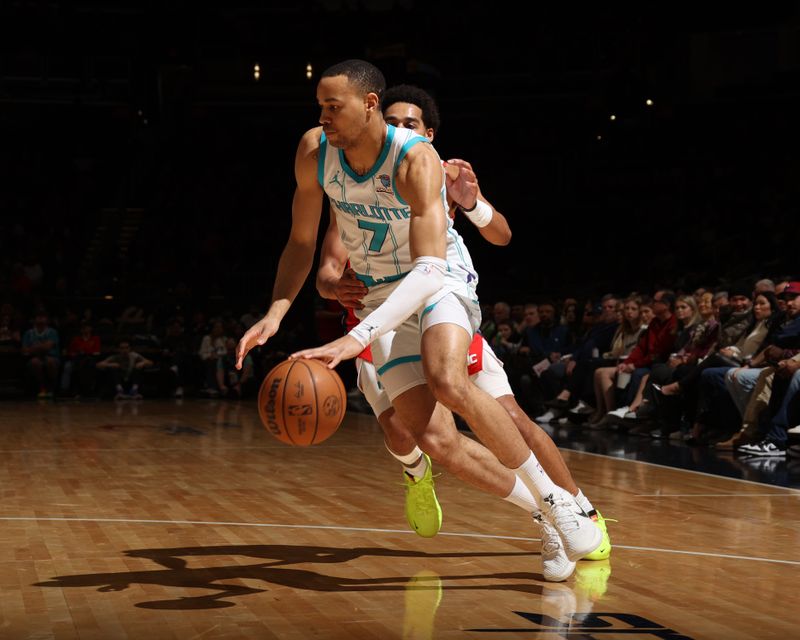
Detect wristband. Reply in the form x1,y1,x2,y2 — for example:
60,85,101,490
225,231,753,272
461,200,493,228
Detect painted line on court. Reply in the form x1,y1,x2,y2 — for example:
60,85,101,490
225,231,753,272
636,493,800,498
1,515,797,566
561,448,800,493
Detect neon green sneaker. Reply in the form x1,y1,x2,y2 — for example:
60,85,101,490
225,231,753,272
403,454,442,538
582,511,615,560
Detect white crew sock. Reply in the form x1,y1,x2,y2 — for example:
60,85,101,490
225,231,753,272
514,451,560,502
575,489,594,515
386,443,428,479
504,475,539,512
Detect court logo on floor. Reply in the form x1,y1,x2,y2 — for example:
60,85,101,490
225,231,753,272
469,612,693,639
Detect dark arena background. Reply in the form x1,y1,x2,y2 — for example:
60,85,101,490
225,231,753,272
1,3,799,639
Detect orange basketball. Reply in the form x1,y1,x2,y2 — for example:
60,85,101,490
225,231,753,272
257,358,346,446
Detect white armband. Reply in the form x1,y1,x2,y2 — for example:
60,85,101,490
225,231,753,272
461,200,493,228
348,256,447,348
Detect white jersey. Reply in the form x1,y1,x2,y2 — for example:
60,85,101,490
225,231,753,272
318,124,478,304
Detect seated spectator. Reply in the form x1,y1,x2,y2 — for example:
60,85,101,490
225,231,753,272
161,317,190,398
697,291,715,323
490,319,522,362
21,311,60,399
510,304,526,334
603,290,677,422
216,337,255,399
541,294,620,420
198,320,228,396
639,295,655,327
659,285,762,398
96,339,154,400
61,322,101,397
480,301,511,344
737,353,800,457
721,283,800,450
515,303,539,335
683,291,785,446
513,300,571,418
588,295,646,426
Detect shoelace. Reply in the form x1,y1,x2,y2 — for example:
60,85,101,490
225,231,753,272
539,522,563,556
548,497,583,534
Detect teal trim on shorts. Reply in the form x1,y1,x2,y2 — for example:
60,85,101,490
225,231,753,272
354,271,409,287
419,300,440,325
377,355,422,376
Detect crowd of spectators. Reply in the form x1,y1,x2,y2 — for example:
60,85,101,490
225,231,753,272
3,253,797,462
478,277,800,459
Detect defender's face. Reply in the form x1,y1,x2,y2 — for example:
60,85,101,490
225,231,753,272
317,75,371,149
384,102,433,140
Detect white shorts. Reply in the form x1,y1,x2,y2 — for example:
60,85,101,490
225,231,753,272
357,282,480,403
356,336,512,418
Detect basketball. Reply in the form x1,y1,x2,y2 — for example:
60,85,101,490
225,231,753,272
257,358,346,446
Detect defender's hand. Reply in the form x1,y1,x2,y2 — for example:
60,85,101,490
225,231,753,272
334,268,368,309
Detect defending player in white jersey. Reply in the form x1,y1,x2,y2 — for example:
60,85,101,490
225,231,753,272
236,60,602,581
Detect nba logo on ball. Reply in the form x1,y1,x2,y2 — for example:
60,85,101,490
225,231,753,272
258,359,346,446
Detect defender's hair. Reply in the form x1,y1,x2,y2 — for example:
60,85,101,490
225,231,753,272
382,84,441,132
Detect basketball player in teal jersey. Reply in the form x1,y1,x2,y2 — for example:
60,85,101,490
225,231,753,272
315,84,611,581
237,60,602,578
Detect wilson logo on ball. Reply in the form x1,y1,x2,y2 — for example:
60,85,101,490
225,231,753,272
264,377,282,436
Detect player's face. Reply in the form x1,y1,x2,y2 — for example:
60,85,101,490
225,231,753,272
383,102,434,140
317,75,374,149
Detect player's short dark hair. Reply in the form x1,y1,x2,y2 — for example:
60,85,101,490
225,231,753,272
321,59,386,102
382,84,441,133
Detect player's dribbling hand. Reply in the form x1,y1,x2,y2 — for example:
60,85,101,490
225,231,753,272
335,268,368,309
290,335,363,369
236,316,279,370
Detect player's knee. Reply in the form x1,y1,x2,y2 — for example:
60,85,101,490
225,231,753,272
416,429,458,461
427,375,470,414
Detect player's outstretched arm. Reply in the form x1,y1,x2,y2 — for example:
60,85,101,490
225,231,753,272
236,127,324,369
445,158,511,246
315,209,368,309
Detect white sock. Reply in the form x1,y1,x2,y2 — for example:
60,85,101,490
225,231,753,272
514,452,559,502
504,475,539,512
575,489,594,515
386,443,428,479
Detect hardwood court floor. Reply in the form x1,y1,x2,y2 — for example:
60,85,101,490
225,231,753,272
0,399,798,639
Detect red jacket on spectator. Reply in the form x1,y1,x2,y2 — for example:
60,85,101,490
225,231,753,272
67,335,101,356
624,315,678,368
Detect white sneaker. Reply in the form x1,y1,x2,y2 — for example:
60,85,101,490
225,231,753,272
606,406,629,420
736,440,786,457
533,511,576,582
786,425,800,435
536,410,558,423
540,489,602,562
569,400,594,415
